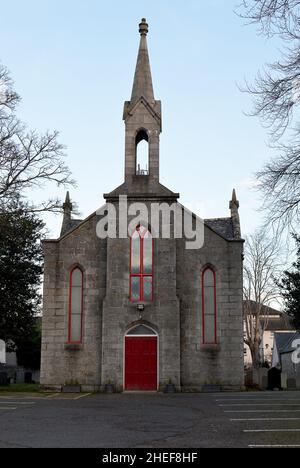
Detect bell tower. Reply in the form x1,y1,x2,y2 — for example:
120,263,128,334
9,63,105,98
104,19,178,201
123,19,162,185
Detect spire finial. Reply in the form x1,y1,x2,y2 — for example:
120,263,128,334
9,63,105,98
139,18,148,36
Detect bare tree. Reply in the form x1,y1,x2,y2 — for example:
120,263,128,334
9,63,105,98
243,230,282,368
0,65,19,111
240,1,300,37
0,63,74,213
238,1,300,231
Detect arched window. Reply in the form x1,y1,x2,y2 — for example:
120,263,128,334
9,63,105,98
202,268,217,344
68,267,83,343
135,130,149,175
130,226,153,302
126,325,157,336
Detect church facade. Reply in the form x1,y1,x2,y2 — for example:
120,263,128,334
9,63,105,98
40,19,244,392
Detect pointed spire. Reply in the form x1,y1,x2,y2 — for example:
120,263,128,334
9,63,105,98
63,191,72,217
130,18,155,105
65,191,71,205
60,191,73,237
229,189,241,238
230,189,239,211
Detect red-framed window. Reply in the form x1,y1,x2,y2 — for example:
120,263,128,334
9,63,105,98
130,226,153,302
202,267,217,344
68,267,83,343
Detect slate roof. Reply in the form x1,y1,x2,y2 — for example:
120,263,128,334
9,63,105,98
59,218,83,237
280,332,300,354
243,301,294,331
265,316,294,332
274,332,298,355
205,217,235,240
59,213,239,242
69,219,82,230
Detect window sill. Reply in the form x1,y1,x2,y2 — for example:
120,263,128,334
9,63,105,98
64,343,83,351
199,343,221,352
127,301,154,308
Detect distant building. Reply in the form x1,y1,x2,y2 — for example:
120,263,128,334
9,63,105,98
272,332,300,368
244,301,294,367
0,341,17,385
6,350,17,367
0,317,41,384
0,340,17,366
273,332,300,389
0,340,5,364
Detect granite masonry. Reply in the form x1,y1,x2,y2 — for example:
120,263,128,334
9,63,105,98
40,19,244,393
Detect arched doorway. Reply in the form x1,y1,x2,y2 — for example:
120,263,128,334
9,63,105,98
124,325,158,391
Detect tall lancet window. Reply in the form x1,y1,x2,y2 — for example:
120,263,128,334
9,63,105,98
68,267,83,343
135,130,149,175
202,267,217,344
130,226,153,302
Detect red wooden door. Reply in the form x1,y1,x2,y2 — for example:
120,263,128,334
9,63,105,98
125,337,157,391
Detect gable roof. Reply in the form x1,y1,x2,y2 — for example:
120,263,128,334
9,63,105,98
45,203,242,244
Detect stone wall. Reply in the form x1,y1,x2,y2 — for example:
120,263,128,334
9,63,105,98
40,203,244,392
40,215,106,392
101,201,181,391
177,224,244,390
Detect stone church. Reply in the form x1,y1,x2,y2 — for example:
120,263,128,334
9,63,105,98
40,19,244,392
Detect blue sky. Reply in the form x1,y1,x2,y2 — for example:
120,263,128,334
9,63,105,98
0,0,280,237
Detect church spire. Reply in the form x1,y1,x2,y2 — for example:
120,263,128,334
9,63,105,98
130,18,155,105
121,19,162,186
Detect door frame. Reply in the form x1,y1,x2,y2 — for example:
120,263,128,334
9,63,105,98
123,325,159,391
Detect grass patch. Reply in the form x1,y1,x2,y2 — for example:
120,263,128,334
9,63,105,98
0,383,40,393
